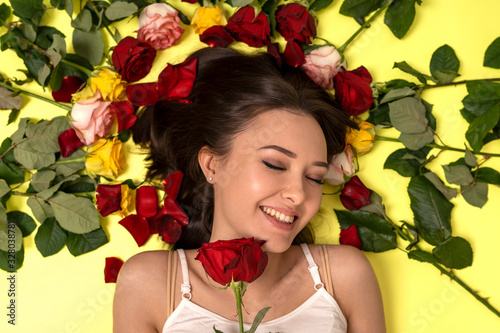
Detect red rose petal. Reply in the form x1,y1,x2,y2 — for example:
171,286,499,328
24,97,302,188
267,42,282,68
339,225,362,249
226,6,270,48
104,257,124,283
58,128,85,157
340,175,371,210
119,214,150,246
136,186,158,218
162,171,184,199
162,198,189,226
96,184,122,217
158,216,183,244
110,101,137,132
282,40,305,67
52,76,85,103
126,82,159,106
157,58,198,101
200,26,234,48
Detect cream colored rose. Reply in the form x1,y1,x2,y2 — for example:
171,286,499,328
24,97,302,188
137,3,185,50
302,45,345,90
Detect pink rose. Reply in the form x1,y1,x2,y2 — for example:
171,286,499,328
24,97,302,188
324,146,356,186
302,46,345,90
137,3,185,50
70,90,114,145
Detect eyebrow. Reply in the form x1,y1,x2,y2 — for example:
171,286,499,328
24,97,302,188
258,145,329,168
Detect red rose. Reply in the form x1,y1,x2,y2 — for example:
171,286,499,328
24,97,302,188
196,238,268,286
339,225,362,249
52,76,85,103
58,128,84,157
112,36,156,82
109,101,136,132
225,6,270,48
275,3,316,44
340,175,371,210
333,66,373,116
282,40,305,67
104,257,124,283
136,185,158,218
200,26,234,48
96,184,122,217
148,214,183,244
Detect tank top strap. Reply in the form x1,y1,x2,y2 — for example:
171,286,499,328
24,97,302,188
177,249,192,300
300,244,324,291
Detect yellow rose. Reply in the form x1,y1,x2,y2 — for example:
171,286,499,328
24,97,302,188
86,137,125,179
73,68,127,102
346,120,376,156
191,6,227,34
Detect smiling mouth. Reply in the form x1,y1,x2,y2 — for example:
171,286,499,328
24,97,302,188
260,207,296,224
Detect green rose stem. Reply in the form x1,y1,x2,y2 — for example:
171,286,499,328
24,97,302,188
230,280,245,333
0,81,71,112
375,135,500,158
60,59,93,77
337,0,394,54
421,77,500,90
53,156,87,165
382,216,500,318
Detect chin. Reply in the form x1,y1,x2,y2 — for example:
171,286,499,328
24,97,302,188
260,238,295,254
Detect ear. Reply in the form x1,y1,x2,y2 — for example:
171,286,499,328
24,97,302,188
198,146,217,182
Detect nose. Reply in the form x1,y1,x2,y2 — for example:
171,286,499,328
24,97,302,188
281,177,306,206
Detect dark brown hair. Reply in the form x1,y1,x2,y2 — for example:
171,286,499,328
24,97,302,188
132,47,355,249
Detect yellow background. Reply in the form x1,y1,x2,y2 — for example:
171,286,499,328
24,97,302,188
1,0,500,332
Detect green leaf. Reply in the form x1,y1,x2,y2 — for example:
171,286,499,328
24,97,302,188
464,146,477,167
23,49,49,85
461,182,488,208
59,175,96,194
213,326,223,333
0,179,10,198
393,61,427,84
9,0,44,23
384,147,430,177
52,149,86,177
7,211,36,237
230,0,254,7
367,103,391,126
309,0,334,12
34,217,67,257
72,9,92,32
65,227,108,256
408,250,437,264
25,117,70,153
408,176,453,246
49,192,99,234
37,174,80,200
398,128,434,150
0,87,23,110
0,219,22,252
0,161,25,185
476,167,500,185
389,97,428,133
13,140,55,169
442,164,473,186
10,117,29,144
465,105,500,152
7,108,21,125
21,22,37,43
484,36,500,69
430,44,459,75
359,191,386,217
37,63,51,86
379,86,416,104
339,0,384,18
335,210,398,252
0,4,11,26
105,1,138,20
462,80,500,117
30,170,56,192
72,28,104,66
27,196,54,223
423,172,457,200
246,306,271,333
384,0,417,39
0,246,24,272
432,236,473,269
431,70,460,84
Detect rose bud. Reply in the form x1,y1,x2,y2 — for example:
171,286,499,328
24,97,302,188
324,146,356,186
282,40,305,67
195,238,268,286
340,175,371,210
275,3,316,44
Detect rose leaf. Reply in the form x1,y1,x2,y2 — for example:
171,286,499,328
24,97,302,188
105,1,138,21
464,146,477,167
7,211,36,237
65,227,108,256
393,61,428,84
484,36,500,69
423,172,458,200
432,236,473,269
408,175,453,246
0,87,23,110
442,164,473,186
476,167,500,186
25,116,70,153
30,170,56,192
27,196,54,223
389,97,428,133
465,105,500,152
71,8,92,32
48,192,100,234
72,28,104,66
430,44,460,76
339,0,385,18
462,80,500,116
0,246,24,272
398,128,434,150
0,218,22,252
408,250,438,264
34,217,67,257
461,182,488,208
384,0,417,39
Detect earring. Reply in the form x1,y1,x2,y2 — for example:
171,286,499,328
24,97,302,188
209,177,213,181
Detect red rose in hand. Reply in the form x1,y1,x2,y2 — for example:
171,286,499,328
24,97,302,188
275,3,316,44
196,238,268,286
334,66,373,116
339,225,362,249
340,175,371,210
226,6,270,48
112,36,156,82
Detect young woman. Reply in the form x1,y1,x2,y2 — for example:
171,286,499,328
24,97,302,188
113,47,386,333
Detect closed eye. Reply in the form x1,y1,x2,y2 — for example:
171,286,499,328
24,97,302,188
307,177,325,185
262,160,285,171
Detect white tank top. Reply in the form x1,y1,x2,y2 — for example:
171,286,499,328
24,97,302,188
162,244,348,333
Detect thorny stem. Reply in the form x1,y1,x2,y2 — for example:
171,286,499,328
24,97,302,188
0,81,71,111
374,135,500,158
421,78,500,90
338,0,394,54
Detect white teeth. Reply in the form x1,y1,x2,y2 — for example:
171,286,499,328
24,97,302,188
261,207,294,224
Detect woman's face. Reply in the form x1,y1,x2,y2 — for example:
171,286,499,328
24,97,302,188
209,109,328,253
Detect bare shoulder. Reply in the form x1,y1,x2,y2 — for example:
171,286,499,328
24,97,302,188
310,244,386,333
113,250,173,333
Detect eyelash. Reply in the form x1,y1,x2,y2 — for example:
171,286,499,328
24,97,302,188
262,161,325,185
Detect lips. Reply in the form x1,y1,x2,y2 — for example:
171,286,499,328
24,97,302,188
260,206,296,224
